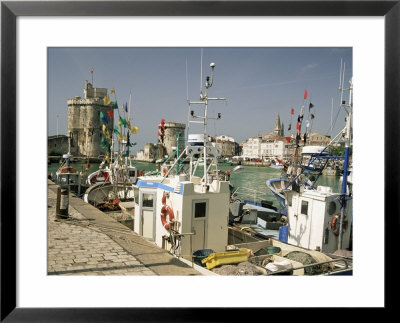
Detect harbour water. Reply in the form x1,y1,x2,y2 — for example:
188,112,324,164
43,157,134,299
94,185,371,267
48,160,342,208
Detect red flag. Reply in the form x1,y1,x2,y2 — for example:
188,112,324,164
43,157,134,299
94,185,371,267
107,110,113,119
90,69,94,74
304,89,308,100
291,107,294,115
296,122,301,131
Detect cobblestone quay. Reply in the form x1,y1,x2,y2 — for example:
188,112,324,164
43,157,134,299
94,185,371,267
48,180,201,276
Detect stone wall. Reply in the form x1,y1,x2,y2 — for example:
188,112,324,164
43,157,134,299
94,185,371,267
48,135,69,155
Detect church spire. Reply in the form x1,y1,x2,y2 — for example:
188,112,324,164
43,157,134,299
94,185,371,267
274,113,283,137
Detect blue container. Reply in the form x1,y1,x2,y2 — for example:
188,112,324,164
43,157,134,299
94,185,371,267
192,249,215,267
279,225,289,243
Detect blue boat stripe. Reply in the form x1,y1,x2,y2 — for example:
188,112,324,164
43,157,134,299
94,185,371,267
136,180,174,192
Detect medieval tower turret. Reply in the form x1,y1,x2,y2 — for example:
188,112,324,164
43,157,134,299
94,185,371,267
67,81,114,157
273,112,284,137
163,122,186,156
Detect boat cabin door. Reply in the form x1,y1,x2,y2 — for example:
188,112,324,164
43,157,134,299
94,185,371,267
140,192,156,241
192,200,208,251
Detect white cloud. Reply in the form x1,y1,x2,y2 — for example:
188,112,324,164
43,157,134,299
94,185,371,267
301,63,318,72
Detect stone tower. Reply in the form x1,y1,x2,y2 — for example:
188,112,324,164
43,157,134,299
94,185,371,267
273,113,284,137
163,122,186,156
67,81,114,157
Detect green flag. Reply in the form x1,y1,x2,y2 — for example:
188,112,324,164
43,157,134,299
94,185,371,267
114,125,120,135
112,101,118,109
119,117,128,127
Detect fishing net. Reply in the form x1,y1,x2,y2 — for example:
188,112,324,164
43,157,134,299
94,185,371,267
284,251,329,275
211,261,266,276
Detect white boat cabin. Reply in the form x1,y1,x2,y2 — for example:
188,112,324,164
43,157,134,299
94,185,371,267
285,186,352,254
133,174,230,256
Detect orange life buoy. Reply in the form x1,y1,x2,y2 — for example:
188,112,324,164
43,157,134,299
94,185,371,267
330,214,348,236
160,205,174,230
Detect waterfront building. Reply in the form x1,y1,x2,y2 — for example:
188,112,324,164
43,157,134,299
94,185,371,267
260,137,293,160
307,132,331,146
241,136,263,159
67,81,114,157
210,135,239,157
241,113,292,160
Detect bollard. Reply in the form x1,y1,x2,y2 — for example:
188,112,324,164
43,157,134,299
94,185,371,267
56,187,69,219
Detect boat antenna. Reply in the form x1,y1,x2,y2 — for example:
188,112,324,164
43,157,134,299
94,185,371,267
200,48,203,98
330,97,334,138
186,58,190,146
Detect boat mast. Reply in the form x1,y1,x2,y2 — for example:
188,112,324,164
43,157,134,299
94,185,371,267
338,70,352,250
188,62,225,185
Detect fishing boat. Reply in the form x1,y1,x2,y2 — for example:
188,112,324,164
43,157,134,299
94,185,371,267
129,61,351,276
133,62,232,255
269,158,286,169
266,66,353,258
52,136,88,196
83,90,141,208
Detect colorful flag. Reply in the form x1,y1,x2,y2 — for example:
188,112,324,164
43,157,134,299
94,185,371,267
102,124,106,133
110,89,115,94
309,102,314,111
99,111,104,121
119,117,127,127
103,115,109,124
112,101,118,109
291,108,294,115
124,102,128,113
90,69,94,75
304,89,308,100
103,95,111,106
114,125,120,135
107,110,113,119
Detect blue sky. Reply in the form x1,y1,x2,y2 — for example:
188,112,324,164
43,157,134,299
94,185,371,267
48,47,352,153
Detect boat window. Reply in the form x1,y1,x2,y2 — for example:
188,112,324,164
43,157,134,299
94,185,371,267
129,170,136,177
142,193,154,208
301,200,308,215
194,202,207,218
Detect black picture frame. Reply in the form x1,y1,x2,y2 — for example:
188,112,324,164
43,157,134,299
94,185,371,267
1,1,396,321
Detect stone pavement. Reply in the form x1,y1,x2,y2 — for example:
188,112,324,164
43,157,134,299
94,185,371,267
48,180,202,276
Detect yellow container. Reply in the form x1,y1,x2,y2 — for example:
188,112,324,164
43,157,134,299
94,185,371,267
201,248,249,270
